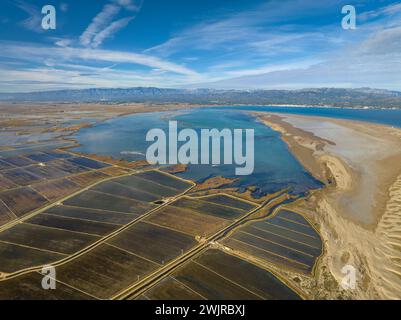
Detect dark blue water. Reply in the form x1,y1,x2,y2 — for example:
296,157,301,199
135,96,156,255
213,106,401,128
73,106,401,197
174,109,322,196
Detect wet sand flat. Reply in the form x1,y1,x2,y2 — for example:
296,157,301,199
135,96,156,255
257,112,401,299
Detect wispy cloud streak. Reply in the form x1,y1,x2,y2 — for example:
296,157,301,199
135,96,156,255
80,3,121,46
80,0,143,48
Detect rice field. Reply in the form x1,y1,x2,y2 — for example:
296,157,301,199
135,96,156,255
31,178,80,202
0,273,93,300
171,196,253,220
55,243,159,299
0,187,49,217
0,223,99,256
0,201,13,226
107,221,196,265
141,249,300,300
144,205,230,237
1,156,35,167
1,168,43,186
223,209,322,273
0,170,196,278
0,242,65,274
0,160,320,300
44,205,137,225
0,175,17,192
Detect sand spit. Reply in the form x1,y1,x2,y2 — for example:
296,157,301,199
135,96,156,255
256,112,401,299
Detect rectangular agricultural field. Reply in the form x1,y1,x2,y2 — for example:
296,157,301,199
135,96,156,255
0,241,65,274
43,150,73,159
0,159,15,171
222,210,322,274
113,175,179,198
44,205,138,225
26,213,120,236
56,243,158,299
241,224,321,257
230,231,316,268
0,223,99,256
1,156,35,167
108,221,196,264
26,152,57,163
193,249,300,300
232,230,314,267
171,197,246,220
145,205,230,237
66,157,110,169
0,201,14,226
278,210,315,226
68,171,109,187
141,277,205,300
92,181,159,203
99,166,131,176
23,164,68,180
0,174,17,191
0,187,48,217
0,272,94,300
135,171,192,191
249,220,322,249
50,159,89,175
170,261,261,300
268,215,319,238
63,190,155,215
31,178,80,201
223,237,310,273
1,168,42,186
200,194,256,211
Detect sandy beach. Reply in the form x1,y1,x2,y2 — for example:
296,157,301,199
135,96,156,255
256,112,401,299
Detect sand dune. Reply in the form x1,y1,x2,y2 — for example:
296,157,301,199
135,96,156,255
256,112,401,299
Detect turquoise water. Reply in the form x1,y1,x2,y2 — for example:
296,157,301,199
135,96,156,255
73,106,401,197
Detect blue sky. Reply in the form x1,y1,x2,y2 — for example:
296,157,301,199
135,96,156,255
0,0,401,92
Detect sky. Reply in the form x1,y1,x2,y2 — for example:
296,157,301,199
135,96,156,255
0,0,401,92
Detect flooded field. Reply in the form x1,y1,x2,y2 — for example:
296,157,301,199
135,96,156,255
56,243,158,299
140,249,300,300
223,209,322,273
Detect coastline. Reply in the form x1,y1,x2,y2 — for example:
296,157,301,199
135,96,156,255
255,112,401,299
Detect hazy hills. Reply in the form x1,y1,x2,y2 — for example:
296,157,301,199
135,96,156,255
1,87,401,108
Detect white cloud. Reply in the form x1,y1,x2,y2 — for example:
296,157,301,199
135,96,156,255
55,38,73,47
0,41,199,77
359,3,401,21
145,0,342,57
79,0,143,48
114,0,142,12
92,17,134,48
15,0,43,33
60,3,68,12
80,3,121,47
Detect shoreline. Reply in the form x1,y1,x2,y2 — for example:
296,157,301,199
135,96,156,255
255,111,401,299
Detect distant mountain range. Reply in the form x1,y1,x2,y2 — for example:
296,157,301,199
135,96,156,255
1,87,401,108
